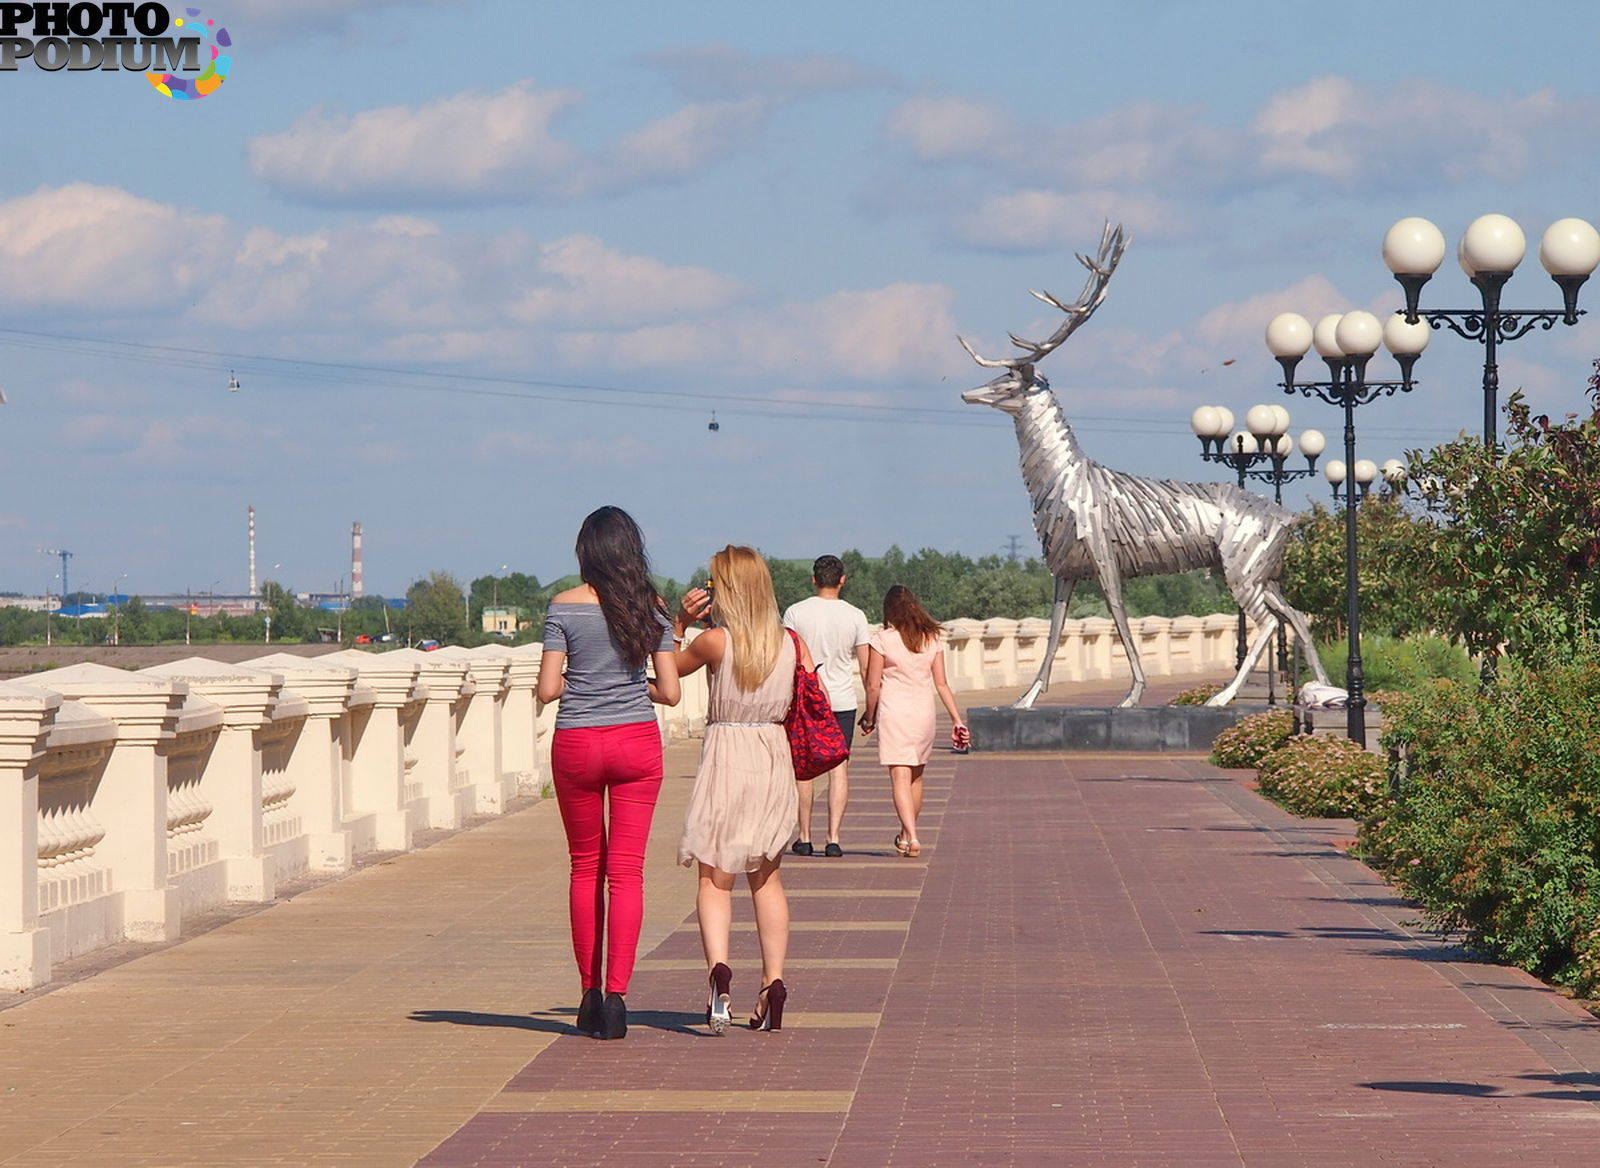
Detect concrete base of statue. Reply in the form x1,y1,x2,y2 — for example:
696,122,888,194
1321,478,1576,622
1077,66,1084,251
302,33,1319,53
967,703,1273,753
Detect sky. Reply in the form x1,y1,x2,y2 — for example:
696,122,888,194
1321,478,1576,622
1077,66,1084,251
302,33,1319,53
4,0,1600,599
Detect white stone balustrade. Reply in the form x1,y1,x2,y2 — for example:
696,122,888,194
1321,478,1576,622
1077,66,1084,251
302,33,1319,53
937,612,1273,693
0,612,1270,991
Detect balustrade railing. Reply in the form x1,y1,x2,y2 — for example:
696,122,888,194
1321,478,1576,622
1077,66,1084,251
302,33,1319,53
0,612,1257,991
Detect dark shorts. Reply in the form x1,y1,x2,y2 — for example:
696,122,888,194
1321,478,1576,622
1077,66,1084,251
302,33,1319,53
834,709,856,751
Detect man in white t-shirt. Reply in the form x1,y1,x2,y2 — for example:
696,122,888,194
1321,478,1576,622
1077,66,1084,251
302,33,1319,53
783,555,871,857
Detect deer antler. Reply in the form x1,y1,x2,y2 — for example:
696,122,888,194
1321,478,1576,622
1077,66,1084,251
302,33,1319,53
958,222,1128,371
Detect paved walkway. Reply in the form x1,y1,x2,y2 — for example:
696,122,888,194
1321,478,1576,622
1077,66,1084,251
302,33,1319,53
5,678,1600,1166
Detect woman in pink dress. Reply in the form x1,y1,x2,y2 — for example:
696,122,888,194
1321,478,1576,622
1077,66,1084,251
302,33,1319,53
859,585,966,858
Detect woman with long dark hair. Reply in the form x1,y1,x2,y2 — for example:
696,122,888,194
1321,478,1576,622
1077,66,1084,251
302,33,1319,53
859,584,965,858
671,546,809,1033
537,506,680,1040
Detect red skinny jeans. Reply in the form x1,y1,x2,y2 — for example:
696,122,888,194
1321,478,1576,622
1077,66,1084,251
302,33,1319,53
550,720,664,995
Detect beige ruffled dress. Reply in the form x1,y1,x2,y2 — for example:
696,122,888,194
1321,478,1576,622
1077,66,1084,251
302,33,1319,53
678,634,799,873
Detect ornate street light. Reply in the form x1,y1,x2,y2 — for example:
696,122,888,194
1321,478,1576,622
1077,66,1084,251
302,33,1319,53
1321,456,1381,503
1266,308,1430,744
1384,213,1600,452
1191,403,1326,503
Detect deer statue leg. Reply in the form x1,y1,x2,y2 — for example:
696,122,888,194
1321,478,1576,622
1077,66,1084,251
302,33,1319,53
1263,586,1331,687
1013,576,1075,710
1206,613,1282,705
1094,553,1146,708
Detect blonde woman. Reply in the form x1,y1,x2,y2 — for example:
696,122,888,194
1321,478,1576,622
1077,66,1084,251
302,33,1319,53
859,585,966,858
673,546,813,1033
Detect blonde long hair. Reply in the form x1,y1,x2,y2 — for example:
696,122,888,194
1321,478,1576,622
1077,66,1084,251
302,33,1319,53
709,545,783,691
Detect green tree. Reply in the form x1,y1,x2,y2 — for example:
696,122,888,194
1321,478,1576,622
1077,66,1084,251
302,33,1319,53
1281,495,1432,642
1403,378,1600,662
261,580,310,642
405,571,468,643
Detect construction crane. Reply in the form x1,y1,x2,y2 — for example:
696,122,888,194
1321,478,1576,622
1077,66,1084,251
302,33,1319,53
40,548,72,604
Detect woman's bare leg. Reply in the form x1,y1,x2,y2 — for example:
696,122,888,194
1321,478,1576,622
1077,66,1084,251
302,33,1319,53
696,862,736,969
909,764,926,832
745,858,789,989
889,764,918,846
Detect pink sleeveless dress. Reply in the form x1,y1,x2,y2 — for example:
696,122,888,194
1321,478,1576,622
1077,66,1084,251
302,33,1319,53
871,627,942,766
678,634,799,873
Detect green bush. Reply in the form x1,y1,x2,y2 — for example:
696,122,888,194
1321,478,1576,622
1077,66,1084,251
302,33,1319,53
1209,710,1293,769
1169,683,1223,706
1360,657,1600,995
1256,735,1387,819
1312,634,1476,695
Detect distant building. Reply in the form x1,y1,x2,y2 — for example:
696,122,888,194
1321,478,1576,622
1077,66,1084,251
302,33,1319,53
481,606,530,637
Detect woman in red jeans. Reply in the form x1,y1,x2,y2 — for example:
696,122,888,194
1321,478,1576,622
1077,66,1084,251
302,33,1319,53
538,506,680,1039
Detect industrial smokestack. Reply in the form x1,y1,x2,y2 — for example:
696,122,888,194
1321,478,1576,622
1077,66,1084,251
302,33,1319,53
352,522,363,599
248,504,257,599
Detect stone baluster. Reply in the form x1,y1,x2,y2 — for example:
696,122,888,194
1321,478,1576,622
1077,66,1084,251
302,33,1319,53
1081,617,1115,680
980,618,1020,688
1137,616,1173,676
432,647,515,815
319,650,422,855
1169,616,1201,675
379,649,473,830
0,683,60,990
142,659,284,904
1200,614,1236,670
1015,617,1050,687
499,647,542,798
246,653,359,873
29,664,188,944
941,620,984,692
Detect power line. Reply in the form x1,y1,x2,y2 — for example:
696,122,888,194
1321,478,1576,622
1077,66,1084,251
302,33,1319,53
0,324,1478,441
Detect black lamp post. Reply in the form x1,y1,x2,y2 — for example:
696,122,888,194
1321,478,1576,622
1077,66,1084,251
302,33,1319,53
1383,215,1600,454
1266,309,1428,744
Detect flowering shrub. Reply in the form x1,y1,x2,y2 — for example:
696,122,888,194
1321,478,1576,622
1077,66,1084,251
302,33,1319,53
1209,710,1292,769
1255,735,1387,819
1169,683,1223,706
1359,656,1600,995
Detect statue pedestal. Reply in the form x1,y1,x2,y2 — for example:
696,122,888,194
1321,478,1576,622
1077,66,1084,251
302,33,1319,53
968,704,1272,753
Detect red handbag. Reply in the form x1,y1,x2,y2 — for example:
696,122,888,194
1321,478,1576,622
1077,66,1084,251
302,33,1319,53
782,629,849,781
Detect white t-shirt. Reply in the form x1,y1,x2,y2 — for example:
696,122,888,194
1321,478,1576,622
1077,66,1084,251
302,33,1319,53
783,595,870,712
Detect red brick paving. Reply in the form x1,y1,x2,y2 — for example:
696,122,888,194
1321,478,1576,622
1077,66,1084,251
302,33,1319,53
423,685,1600,1167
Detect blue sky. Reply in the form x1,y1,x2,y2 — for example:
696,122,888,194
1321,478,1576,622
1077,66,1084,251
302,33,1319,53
4,0,1600,598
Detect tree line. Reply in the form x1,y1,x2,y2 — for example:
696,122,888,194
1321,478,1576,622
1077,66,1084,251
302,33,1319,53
0,552,1237,649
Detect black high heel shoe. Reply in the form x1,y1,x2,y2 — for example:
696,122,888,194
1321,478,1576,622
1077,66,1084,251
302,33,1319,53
706,962,733,1035
576,987,603,1035
596,992,627,1040
749,979,786,1032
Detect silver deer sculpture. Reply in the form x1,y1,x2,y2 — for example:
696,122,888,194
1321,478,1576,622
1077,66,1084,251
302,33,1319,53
960,224,1329,708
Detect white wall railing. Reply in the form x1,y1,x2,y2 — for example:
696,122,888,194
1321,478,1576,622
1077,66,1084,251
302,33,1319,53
0,612,1244,990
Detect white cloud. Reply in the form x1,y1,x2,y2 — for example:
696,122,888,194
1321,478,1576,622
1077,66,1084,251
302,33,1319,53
1253,77,1599,189
248,83,586,206
951,189,1189,251
0,183,950,390
1189,275,1347,347
559,282,962,382
0,183,231,311
196,216,534,333
510,235,740,327
59,412,236,462
599,98,772,190
884,79,1600,253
